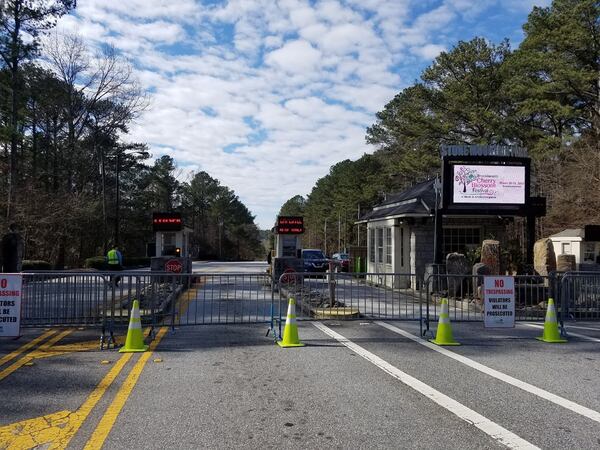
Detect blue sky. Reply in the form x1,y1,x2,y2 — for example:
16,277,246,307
56,0,550,229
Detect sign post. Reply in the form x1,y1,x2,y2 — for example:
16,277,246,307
483,276,515,328
0,274,23,337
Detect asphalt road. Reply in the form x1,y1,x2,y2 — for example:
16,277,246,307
3,262,600,449
2,317,600,449
192,260,268,273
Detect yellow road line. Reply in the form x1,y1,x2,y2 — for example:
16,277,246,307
49,352,134,450
34,327,151,360
0,329,56,367
0,329,73,381
176,277,205,325
83,327,169,450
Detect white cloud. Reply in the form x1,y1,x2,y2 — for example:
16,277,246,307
57,0,541,229
264,39,322,73
413,43,447,60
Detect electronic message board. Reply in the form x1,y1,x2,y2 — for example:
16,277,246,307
441,153,531,215
153,212,183,232
452,165,526,205
276,216,304,234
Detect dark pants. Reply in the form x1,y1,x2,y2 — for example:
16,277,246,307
108,264,123,286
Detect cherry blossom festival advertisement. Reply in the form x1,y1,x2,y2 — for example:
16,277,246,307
453,165,526,204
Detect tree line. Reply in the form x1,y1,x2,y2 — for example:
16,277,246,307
279,0,600,255
0,0,263,267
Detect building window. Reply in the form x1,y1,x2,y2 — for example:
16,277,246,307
442,227,481,256
561,242,571,255
385,228,392,265
377,228,384,263
369,229,375,262
583,242,595,262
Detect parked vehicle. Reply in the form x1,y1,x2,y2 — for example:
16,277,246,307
331,252,350,272
301,249,329,273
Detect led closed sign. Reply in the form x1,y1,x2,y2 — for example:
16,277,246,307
153,213,182,231
277,216,304,234
453,165,525,204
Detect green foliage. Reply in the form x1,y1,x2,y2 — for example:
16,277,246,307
282,0,600,248
511,0,600,140
278,195,306,217
84,256,106,270
22,260,52,270
180,171,263,260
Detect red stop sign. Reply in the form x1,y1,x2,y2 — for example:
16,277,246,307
165,259,183,273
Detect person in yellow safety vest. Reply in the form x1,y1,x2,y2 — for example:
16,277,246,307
106,246,123,286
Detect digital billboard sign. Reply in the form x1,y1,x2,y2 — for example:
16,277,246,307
276,216,304,234
452,165,526,205
153,212,183,232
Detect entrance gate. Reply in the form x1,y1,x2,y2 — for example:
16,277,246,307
17,270,600,337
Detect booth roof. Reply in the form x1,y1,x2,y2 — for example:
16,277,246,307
357,179,436,223
549,228,585,239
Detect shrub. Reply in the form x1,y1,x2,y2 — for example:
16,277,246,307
22,260,52,270
84,256,151,269
123,256,151,267
84,256,107,270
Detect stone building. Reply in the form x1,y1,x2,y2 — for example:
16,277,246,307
357,179,506,288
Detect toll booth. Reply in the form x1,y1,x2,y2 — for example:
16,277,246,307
150,212,193,273
272,216,304,283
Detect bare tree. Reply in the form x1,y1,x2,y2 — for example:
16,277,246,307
44,31,148,191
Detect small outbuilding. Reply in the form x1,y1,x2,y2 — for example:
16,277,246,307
357,179,507,289
549,226,600,269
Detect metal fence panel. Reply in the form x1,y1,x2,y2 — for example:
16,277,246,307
20,271,273,329
19,270,600,333
560,272,600,321
275,272,421,335
422,273,555,327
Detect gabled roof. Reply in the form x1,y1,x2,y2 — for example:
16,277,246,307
357,179,436,223
550,228,585,239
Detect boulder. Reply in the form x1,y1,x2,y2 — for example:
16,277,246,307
446,253,469,297
472,262,490,286
533,238,556,276
481,240,500,275
556,254,576,272
472,263,491,303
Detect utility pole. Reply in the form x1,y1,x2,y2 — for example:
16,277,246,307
338,212,341,253
324,219,327,256
357,204,361,246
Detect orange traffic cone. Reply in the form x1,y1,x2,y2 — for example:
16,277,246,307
278,297,304,348
119,300,148,352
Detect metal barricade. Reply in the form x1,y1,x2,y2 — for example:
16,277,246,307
171,272,274,326
21,272,164,330
560,271,600,321
20,271,274,331
273,271,421,337
421,273,558,337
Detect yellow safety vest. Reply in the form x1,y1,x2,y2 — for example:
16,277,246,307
107,249,119,265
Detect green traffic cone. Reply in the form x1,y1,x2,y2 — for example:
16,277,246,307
119,300,149,353
536,298,567,343
430,298,460,346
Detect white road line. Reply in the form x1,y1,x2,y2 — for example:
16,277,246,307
521,323,600,343
565,324,600,332
312,322,538,450
376,321,600,424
